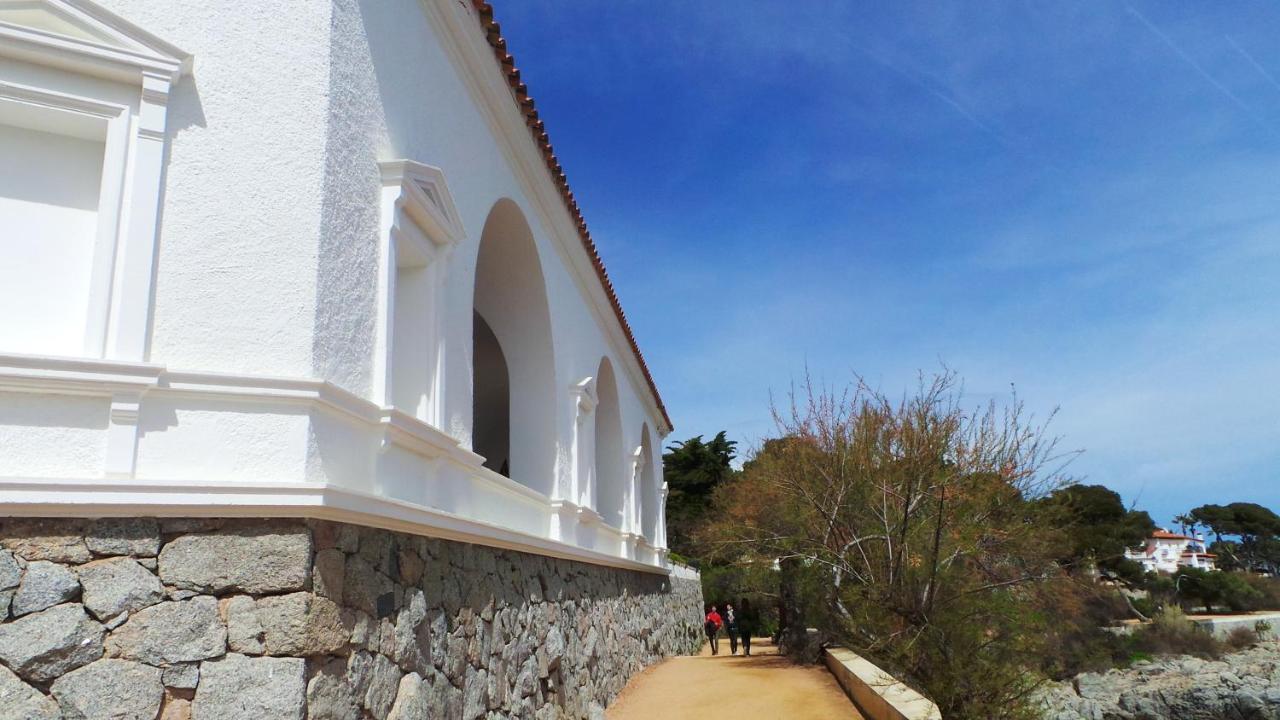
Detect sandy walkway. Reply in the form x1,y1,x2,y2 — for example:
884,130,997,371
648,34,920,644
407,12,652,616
607,638,862,720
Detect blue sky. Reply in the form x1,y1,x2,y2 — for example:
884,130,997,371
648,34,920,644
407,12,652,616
495,2,1280,525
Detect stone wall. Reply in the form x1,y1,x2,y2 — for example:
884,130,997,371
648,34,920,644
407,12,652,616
0,517,704,720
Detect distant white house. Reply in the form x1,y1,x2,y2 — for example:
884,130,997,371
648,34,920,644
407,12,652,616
1126,529,1217,574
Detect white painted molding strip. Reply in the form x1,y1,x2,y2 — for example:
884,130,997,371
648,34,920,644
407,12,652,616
0,477,669,575
0,353,671,574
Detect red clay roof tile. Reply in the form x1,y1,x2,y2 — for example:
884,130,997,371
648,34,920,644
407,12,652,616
470,1,672,431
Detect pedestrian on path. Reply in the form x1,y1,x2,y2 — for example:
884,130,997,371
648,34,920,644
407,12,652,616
704,605,723,655
724,603,739,655
737,598,756,657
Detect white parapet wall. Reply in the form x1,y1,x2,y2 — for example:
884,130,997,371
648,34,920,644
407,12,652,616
824,646,942,720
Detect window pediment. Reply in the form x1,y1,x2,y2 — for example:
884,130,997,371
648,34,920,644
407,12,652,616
0,0,188,83
380,160,465,266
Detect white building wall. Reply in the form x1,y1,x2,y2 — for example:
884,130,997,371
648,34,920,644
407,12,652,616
0,0,671,571
94,0,334,381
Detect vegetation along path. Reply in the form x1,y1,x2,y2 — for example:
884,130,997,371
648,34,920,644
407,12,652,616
607,638,862,720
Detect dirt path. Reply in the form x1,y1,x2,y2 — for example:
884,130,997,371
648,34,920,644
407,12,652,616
607,638,862,720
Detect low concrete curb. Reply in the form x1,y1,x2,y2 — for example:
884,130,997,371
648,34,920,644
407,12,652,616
823,646,942,720
1194,612,1280,640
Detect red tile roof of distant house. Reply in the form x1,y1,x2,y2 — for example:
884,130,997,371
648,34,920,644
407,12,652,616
469,1,672,431
1152,530,1194,540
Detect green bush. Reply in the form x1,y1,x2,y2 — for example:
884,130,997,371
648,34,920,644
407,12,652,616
1234,573,1280,610
1224,625,1259,651
1131,596,1159,619
1129,607,1223,659
1174,568,1263,613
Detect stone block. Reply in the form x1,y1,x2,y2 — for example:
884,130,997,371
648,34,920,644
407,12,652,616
158,523,311,595
192,653,305,720
0,549,21,591
398,549,423,587
313,548,345,601
223,595,264,655
50,658,164,720
77,557,165,620
0,519,91,563
306,657,361,720
12,560,80,617
342,555,394,616
0,662,61,720
162,661,200,690
0,603,104,683
85,518,161,558
386,672,429,720
106,596,226,665
254,592,347,657
362,652,402,720
392,588,430,673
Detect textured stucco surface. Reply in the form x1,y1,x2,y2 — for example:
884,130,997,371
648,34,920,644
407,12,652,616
97,0,334,380
0,517,704,719
0,394,109,478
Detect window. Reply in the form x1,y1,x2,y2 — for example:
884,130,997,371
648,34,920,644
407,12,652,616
375,160,462,428
0,0,187,361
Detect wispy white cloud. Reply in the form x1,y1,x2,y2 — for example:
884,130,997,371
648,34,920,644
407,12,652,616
1126,4,1253,113
1225,35,1280,94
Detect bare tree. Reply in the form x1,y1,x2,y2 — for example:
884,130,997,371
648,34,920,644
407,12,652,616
701,370,1076,719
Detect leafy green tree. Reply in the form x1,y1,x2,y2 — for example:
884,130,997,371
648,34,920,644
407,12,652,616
662,431,736,557
1189,502,1280,573
1174,568,1262,613
1040,484,1155,575
1173,513,1197,536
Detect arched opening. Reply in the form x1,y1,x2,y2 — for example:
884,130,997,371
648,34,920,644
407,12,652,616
471,312,509,475
640,424,659,540
594,357,625,528
472,199,556,494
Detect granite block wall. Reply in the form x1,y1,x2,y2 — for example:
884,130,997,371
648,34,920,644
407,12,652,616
0,517,703,720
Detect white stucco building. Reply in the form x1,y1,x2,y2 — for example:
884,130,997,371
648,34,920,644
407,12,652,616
0,0,673,571
1126,530,1217,574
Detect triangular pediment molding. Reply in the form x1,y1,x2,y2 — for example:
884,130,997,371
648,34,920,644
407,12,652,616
380,159,466,251
0,0,189,83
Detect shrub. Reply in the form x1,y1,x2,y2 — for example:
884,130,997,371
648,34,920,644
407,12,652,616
1224,625,1259,651
1174,568,1263,613
1130,595,1159,619
1234,573,1280,610
1129,607,1222,659
1033,582,1133,679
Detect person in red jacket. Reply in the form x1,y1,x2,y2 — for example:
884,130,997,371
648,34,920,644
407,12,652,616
704,605,724,655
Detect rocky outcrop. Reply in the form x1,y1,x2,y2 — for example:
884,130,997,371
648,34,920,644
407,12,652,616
0,517,704,719
1039,642,1280,720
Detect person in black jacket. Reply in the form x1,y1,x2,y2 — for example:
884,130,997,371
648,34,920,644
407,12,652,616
724,602,739,655
736,598,756,657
